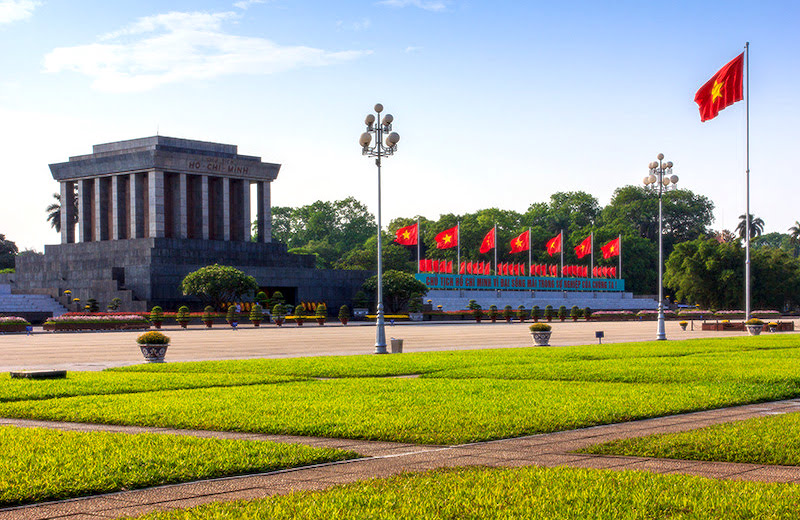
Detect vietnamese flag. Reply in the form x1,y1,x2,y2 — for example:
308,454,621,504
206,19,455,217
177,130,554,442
459,261,466,274
479,227,496,254
695,53,744,122
546,233,562,256
395,223,418,246
550,265,558,277
435,226,458,249
509,230,530,254
574,236,592,259
601,237,621,259
466,261,473,275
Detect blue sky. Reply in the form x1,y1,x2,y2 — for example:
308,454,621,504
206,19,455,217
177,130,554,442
1,0,798,250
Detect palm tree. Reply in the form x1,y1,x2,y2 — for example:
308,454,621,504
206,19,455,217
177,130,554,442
736,213,764,240
789,221,800,257
46,192,78,233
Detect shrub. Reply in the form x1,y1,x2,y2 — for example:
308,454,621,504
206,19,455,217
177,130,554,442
531,306,541,321
570,306,581,319
136,331,170,345
679,320,688,326
202,306,214,322
353,290,368,308
502,305,513,320
544,305,554,320
255,291,268,308
294,304,306,318
226,305,237,323
529,323,552,332
86,298,99,313
467,299,480,310
107,298,122,311
745,318,764,326
517,305,528,320
408,296,423,313
768,322,779,328
338,305,349,320
176,306,190,324
583,307,592,320
272,303,285,318
150,306,164,322
557,306,567,320
489,305,498,319
249,304,264,322
315,303,328,318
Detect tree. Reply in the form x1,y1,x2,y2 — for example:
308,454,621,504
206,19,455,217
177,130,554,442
736,213,765,240
180,264,258,309
46,192,78,233
789,221,800,256
0,234,18,270
362,269,428,313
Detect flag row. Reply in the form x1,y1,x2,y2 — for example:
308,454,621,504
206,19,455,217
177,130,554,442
419,259,618,278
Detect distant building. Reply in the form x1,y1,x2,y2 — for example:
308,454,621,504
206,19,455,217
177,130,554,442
15,136,369,311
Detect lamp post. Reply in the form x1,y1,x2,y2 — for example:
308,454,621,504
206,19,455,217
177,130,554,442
643,153,678,341
360,103,400,354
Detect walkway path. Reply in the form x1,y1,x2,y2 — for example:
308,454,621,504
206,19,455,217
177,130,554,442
3,398,800,519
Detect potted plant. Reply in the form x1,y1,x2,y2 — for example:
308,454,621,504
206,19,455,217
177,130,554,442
136,331,170,363
502,305,514,323
272,303,285,326
558,305,567,322
583,307,592,321
250,304,264,327
176,306,191,328
256,291,269,309
293,304,306,326
353,290,369,318
570,306,580,322
202,306,214,328
489,305,498,323
679,320,688,331
531,306,541,323
408,297,424,321
107,297,122,311
226,305,238,328
745,317,764,336
338,305,350,325
150,306,164,329
87,298,100,313
467,300,482,323
73,297,81,311
544,305,554,322
768,321,779,333
529,323,552,346
315,303,327,325
517,305,528,323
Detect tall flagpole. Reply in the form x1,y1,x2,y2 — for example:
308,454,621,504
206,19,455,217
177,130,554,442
493,223,498,276
560,229,564,277
618,234,622,279
528,227,532,276
416,217,420,273
744,41,751,320
457,221,461,273
590,231,594,279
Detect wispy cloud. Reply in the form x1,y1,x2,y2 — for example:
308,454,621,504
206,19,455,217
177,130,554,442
336,18,371,31
43,10,370,93
405,45,423,53
233,0,268,10
0,0,40,24
377,0,449,12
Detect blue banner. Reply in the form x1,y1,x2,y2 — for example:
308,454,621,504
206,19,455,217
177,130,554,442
415,273,624,292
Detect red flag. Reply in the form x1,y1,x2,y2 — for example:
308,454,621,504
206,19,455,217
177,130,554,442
419,259,425,272
546,233,562,256
447,261,453,274
520,264,526,276
509,230,530,253
434,226,458,249
610,266,617,278
550,265,557,276
459,261,466,274
511,264,518,276
574,236,592,259
601,237,621,259
695,53,744,122
479,227,496,254
485,262,492,275
466,261,473,275
426,259,434,272
477,262,485,275
395,223,418,246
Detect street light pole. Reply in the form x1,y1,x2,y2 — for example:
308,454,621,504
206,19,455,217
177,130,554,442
360,103,400,354
644,154,678,341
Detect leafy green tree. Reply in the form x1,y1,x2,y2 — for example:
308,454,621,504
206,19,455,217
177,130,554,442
547,191,600,232
736,213,765,240
751,247,800,310
664,238,744,309
790,221,800,257
362,269,429,313
0,234,18,270
180,264,258,309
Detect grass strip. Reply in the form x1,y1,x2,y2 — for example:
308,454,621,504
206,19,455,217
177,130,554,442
133,465,800,519
0,425,357,507
581,412,800,466
1,379,795,445
0,372,303,403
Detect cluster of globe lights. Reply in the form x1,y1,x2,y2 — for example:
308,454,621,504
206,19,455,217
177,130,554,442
643,155,679,189
359,104,400,152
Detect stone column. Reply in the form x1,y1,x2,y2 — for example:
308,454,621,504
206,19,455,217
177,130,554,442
94,178,103,241
111,175,122,240
222,177,231,241
201,175,210,240
148,170,165,238
129,174,144,239
242,181,251,242
60,181,75,244
257,181,271,243
78,179,92,242
177,173,188,239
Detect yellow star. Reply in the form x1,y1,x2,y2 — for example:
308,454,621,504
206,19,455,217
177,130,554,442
610,245,616,253
515,238,523,247
402,231,410,239
579,244,585,252
443,234,452,244
711,80,724,102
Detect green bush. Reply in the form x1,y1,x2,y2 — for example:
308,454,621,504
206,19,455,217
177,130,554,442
570,306,581,319
338,305,349,320
544,305,554,320
745,318,764,326
315,303,328,318
255,291,268,308
150,306,164,322
531,306,541,321
294,304,306,317
502,305,513,320
176,306,190,324
249,304,264,322
558,306,568,320
226,306,237,323
517,305,528,320
272,303,285,318
202,306,214,322
136,331,170,345
583,307,592,320
529,323,552,332
87,299,99,313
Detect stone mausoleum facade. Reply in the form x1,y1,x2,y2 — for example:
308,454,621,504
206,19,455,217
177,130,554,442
15,136,370,311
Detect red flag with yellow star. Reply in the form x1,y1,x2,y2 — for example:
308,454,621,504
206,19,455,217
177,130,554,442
574,235,592,259
509,230,530,253
546,233,561,257
394,223,418,246
695,53,743,122
479,227,495,254
601,237,621,259
434,226,458,249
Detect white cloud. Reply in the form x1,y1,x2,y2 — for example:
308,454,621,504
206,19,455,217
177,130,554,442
233,0,268,10
43,10,370,93
405,45,423,53
0,0,40,24
377,0,449,12
336,18,371,31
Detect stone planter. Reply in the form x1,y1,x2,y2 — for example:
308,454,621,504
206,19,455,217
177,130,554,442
746,324,763,336
408,312,423,322
139,343,169,363
530,331,552,347
680,324,687,331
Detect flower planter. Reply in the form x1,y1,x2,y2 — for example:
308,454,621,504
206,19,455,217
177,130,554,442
252,320,261,328
204,321,213,328
408,312,423,322
680,324,687,331
178,321,189,329
339,318,348,325
275,318,284,327
317,318,325,326
530,331,552,347
295,320,304,327
152,321,162,330
746,324,763,336
490,317,497,323
0,324,28,333
139,344,169,363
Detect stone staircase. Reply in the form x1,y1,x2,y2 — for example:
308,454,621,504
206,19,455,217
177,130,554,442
0,284,68,323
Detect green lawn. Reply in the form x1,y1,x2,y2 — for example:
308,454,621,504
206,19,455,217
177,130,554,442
0,426,356,507
581,412,800,466
133,466,800,519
